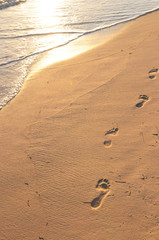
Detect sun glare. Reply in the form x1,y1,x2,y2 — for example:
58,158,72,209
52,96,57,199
38,0,60,15
37,0,64,27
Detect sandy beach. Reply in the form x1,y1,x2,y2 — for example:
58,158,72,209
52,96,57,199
0,9,159,240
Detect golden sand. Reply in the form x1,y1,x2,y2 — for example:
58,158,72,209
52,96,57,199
0,10,159,240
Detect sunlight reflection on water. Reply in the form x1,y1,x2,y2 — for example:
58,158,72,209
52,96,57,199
37,0,63,28
0,0,159,109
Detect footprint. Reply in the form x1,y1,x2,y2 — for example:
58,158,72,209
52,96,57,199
91,192,107,208
148,68,158,79
139,94,149,101
104,127,119,149
136,94,149,108
103,140,112,148
105,127,119,136
96,178,111,189
91,178,110,209
136,101,145,108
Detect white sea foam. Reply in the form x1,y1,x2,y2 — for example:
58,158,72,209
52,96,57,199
0,0,159,109
0,0,26,10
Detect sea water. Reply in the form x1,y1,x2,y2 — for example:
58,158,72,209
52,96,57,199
0,0,159,109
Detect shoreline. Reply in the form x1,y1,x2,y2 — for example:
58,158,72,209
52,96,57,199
0,9,159,240
0,19,124,111
29,22,124,77
1,4,159,111
13,4,159,86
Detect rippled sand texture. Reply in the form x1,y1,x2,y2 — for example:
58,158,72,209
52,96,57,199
0,10,159,240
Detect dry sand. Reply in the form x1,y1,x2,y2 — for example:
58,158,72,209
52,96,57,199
0,9,159,240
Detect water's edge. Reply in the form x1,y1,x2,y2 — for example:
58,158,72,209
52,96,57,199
1,6,159,111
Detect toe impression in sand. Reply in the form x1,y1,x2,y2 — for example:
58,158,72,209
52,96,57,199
136,94,149,108
91,178,110,209
148,68,158,79
105,127,119,136
103,126,119,149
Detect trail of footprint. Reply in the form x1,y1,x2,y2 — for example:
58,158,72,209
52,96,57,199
148,68,158,79
91,178,110,209
103,127,119,148
136,94,149,108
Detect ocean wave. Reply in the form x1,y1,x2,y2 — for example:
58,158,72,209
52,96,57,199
0,31,83,40
0,34,84,67
1,0,159,112
1,6,159,68
65,20,106,26
81,6,159,36
0,0,26,10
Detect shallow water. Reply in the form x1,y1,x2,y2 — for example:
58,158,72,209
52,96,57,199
0,0,159,109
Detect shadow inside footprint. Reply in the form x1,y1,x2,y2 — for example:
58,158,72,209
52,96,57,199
139,94,149,100
136,100,145,108
136,95,149,108
91,192,107,208
96,178,104,187
149,68,158,74
149,68,158,79
149,75,156,79
104,140,112,148
96,178,110,189
91,178,110,209
100,183,110,189
105,127,119,136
